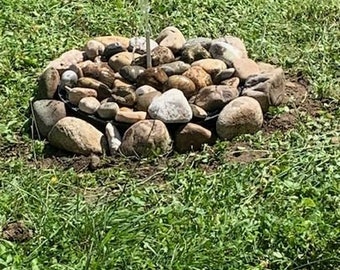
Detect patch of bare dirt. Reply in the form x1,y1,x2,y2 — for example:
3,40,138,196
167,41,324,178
225,142,270,163
263,76,324,133
1,220,33,242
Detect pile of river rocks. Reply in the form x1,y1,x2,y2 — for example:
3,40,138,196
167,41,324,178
32,26,285,157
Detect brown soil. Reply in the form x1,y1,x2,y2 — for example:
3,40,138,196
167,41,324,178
1,220,33,242
225,142,270,163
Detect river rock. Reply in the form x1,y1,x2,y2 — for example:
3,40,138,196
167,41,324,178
194,85,239,112
128,37,158,54
132,46,175,67
183,37,212,50
77,77,112,101
114,78,132,88
105,123,121,155
97,67,116,88
242,68,285,111
190,104,208,118
94,36,130,49
66,87,97,105
224,36,248,58
135,90,162,111
97,102,119,119
148,89,192,123
213,68,235,84
182,66,212,91
220,77,240,89
135,85,158,96
233,58,260,80
46,49,85,74
216,97,263,140
37,67,60,99
85,40,105,60
108,52,141,72
181,44,211,64
192,59,227,76
115,110,147,124
119,65,145,83
32,100,67,137
175,123,212,153
77,60,100,78
241,90,269,112
60,70,78,87
136,67,168,90
165,75,196,98
151,46,175,66
78,97,100,114
120,120,171,157
160,61,190,76
209,41,243,66
156,26,186,53
101,42,126,61
111,86,137,106
48,117,106,155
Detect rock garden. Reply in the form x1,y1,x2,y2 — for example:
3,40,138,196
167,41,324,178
32,26,286,157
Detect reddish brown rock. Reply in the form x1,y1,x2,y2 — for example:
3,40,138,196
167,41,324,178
165,75,196,98
136,67,168,90
182,66,212,91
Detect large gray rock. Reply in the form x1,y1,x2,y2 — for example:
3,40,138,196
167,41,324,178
32,100,66,137
120,120,172,157
194,85,239,112
242,68,285,112
148,89,193,123
216,97,263,140
48,117,106,155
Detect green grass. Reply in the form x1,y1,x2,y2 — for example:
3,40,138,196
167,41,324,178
0,0,339,269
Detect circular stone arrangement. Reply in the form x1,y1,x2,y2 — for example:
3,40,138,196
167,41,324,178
32,26,286,157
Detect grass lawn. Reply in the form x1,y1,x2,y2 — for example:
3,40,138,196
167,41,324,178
0,0,339,269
